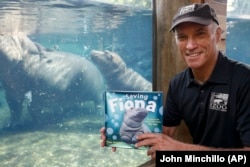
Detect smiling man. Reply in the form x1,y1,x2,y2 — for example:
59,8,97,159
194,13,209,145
134,3,250,159
100,2,250,161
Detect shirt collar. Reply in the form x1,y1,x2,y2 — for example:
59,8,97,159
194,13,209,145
186,52,229,87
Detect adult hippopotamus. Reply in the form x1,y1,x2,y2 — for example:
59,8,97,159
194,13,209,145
90,50,152,91
0,34,105,129
119,108,150,144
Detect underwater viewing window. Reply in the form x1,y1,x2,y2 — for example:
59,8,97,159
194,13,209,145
226,0,250,64
0,0,154,166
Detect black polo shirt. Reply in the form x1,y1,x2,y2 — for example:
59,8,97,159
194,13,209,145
163,52,250,148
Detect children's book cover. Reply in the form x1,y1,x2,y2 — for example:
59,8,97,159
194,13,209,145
104,90,163,149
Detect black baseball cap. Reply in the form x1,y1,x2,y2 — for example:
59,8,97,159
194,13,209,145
169,3,219,31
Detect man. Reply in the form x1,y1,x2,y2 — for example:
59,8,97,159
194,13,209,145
100,3,250,160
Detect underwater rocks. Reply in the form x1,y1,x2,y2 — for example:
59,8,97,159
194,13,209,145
0,34,105,130
90,50,152,91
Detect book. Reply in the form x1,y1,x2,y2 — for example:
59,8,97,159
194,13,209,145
104,90,163,149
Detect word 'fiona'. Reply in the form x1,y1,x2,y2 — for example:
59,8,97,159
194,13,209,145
108,98,157,113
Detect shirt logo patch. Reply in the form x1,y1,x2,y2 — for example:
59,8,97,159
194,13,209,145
209,92,229,112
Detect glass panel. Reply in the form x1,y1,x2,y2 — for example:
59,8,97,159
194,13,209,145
0,0,153,166
226,0,250,64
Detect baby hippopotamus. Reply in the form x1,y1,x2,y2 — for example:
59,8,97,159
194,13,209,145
120,108,151,144
0,34,105,129
90,50,152,91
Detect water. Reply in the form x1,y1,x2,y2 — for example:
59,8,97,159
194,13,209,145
0,0,152,80
226,17,250,64
226,0,250,64
0,0,152,166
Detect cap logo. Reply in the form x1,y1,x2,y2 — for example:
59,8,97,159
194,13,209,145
178,4,195,16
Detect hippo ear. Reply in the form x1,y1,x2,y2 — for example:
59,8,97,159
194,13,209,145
105,50,116,58
105,52,114,60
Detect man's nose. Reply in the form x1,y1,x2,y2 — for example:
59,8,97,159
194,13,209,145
186,38,197,49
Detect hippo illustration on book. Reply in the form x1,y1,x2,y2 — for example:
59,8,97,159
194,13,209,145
120,108,151,144
90,50,152,91
0,34,105,129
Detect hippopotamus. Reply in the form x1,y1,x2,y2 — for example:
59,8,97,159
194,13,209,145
119,108,150,144
0,34,105,129
90,50,152,91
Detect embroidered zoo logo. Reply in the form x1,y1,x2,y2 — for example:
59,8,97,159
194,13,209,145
178,4,195,16
209,92,229,112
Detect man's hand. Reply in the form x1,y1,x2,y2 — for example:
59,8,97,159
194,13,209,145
135,133,186,159
100,127,116,152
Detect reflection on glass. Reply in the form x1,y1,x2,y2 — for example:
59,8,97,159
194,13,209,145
226,0,250,64
0,0,152,166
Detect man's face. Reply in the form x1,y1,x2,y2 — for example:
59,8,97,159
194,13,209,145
174,22,221,71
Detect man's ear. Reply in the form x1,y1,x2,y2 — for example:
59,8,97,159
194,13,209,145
216,26,223,43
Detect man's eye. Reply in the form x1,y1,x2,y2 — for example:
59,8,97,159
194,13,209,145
196,32,206,37
177,36,186,41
